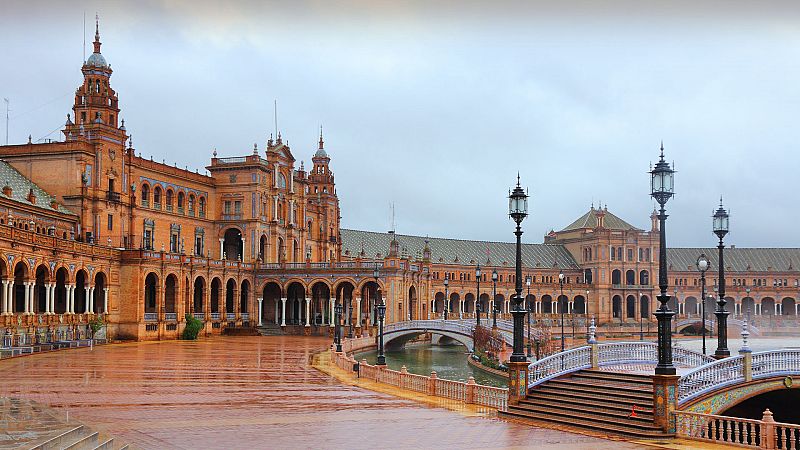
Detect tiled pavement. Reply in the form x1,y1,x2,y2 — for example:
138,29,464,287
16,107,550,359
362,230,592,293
0,336,655,449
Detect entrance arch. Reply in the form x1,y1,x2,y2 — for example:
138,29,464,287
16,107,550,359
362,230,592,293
210,278,221,314
240,280,250,314
223,228,243,261
262,282,282,324
94,272,107,313
408,286,417,320
144,273,158,314
225,279,236,314
194,277,205,313
165,274,177,314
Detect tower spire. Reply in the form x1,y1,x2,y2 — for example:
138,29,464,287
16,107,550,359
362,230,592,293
319,125,324,149
93,13,101,53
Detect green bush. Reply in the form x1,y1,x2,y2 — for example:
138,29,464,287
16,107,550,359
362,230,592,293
89,316,104,335
182,314,203,340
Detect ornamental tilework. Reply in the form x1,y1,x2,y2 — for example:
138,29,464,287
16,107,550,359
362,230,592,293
684,379,789,415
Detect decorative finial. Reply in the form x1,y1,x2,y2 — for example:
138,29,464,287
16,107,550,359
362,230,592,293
318,125,324,149
719,195,724,207
300,160,304,171
660,140,664,157
120,118,125,130
28,135,32,144
128,135,133,149
588,316,597,344
253,143,258,154
212,148,217,158
516,172,520,186
740,317,751,353
93,13,102,53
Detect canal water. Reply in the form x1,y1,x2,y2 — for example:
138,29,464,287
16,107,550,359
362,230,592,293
355,343,507,388
675,336,800,354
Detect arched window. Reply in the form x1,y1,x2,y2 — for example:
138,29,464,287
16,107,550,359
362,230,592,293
188,194,195,215
277,173,287,189
166,189,173,209
177,191,185,209
141,184,150,207
154,186,162,207
198,197,206,217
639,270,650,286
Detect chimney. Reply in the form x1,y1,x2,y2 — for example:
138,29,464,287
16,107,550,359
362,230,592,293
27,188,36,205
2,183,11,197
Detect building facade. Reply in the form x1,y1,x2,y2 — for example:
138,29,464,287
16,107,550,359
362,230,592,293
0,23,797,343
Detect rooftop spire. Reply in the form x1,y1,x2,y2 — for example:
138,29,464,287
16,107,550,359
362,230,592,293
93,13,101,53
319,125,324,149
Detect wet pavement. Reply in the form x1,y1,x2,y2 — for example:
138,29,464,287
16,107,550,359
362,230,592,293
0,336,653,449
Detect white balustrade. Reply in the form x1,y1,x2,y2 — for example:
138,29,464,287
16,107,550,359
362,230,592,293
527,345,592,388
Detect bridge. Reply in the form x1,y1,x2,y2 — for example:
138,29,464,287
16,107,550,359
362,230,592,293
676,317,762,336
383,319,514,351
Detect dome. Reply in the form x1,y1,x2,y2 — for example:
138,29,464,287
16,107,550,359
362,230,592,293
86,52,108,68
314,148,328,158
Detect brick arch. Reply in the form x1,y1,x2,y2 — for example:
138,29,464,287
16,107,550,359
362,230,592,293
281,278,308,293
307,278,333,291
332,278,358,293
682,377,800,415
259,279,283,294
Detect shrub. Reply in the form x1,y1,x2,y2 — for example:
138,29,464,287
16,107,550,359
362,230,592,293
182,314,203,340
89,316,104,335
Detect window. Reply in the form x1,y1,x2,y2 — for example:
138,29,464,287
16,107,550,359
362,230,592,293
234,201,242,215
108,178,115,192
154,187,162,207
224,201,231,215
198,197,206,217
170,233,179,253
141,184,150,206
166,190,173,208
107,214,113,231
143,229,153,250
195,235,204,256
628,248,634,262
188,194,195,215
177,192,184,209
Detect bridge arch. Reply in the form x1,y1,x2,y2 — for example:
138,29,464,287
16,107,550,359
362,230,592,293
682,376,800,416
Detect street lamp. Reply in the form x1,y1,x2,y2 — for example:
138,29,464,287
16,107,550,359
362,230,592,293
492,269,498,328
696,253,710,355
526,275,532,358
745,287,751,319
639,292,644,341
476,265,482,327
443,275,449,321
559,270,565,353
334,302,343,352
347,295,354,339
508,175,529,363
650,143,677,376
376,268,386,365
713,198,730,358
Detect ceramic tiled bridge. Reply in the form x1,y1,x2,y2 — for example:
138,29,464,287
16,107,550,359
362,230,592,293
381,319,800,448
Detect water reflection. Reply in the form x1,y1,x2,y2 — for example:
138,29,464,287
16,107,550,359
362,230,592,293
355,343,507,388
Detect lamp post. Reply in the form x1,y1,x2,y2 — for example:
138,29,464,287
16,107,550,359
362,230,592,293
639,292,644,341
374,266,386,366
559,270,565,353
476,265,482,327
650,143,676,376
713,198,730,359
508,175,529,364
526,275,532,358
745,287,751,319
334,302,342,352
491,269,498,329
585,289,590,336
443,275,449,321
347,295,353,339
697,253,710,355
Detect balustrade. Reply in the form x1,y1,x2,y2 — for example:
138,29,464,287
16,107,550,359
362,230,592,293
675,410,800,450
144,312,157,322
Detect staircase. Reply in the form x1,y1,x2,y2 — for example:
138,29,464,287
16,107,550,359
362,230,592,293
29,425,132,450
257,324,284,336
501,369,672,439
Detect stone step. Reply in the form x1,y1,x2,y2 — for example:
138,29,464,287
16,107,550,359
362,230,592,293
572,369,653,385
513,400,655,424
522,394,654,417
556,376,654,392
500,407,670,439
538,381,653,402
92,437,115,450
64,431,98,450
33,426,90,450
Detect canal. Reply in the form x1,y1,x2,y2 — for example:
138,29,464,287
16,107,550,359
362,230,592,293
355,343,507,387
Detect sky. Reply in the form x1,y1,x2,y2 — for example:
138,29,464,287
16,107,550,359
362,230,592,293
1,1,799,248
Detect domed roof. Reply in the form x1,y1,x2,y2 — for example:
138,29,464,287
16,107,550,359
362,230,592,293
86,52,108,68
314,147,328,158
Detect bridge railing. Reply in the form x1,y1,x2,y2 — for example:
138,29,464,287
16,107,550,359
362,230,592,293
384,320,474,336
678,349,800,405
528,341,712,389
675,409,800,450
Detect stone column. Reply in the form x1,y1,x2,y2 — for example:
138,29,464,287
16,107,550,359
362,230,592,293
219,238,224,259
87,286,95,314
280,297,287,326
67,284,74,313
274,298,279,324
459,299,463,319
305,297,311,327
45,283,52,314
354,295,361,329
24,282,32,314
257,297,263,326
241,237,246,261
329,297,335,327
103,288,109,313
507,361,529,406
1,279,8,315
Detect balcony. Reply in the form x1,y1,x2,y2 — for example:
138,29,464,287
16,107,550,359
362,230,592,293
210,312,220,321
193,313,205,320
177,207,185,215
106,190,120,202
222,214,242,221
166,205,173,212
144,312,157,322
165,313,177,322
141,199,150,208
226,313,235,320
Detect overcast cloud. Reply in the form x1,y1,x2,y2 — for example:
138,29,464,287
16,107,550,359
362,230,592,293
2,1,799,248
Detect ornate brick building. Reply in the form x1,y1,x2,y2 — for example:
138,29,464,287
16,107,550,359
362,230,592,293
0,22,796,344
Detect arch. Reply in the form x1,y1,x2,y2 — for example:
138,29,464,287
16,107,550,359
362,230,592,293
464,293,475,314
573,295,586,314
525,294,535,312
542,294,553,314
165,188,174,208
74,269,88,314
310,281,331,326
34,264,49,314
153,186,162,207
494,293,505,314
140,183,150,206
761,297,775,315
781,297,795,316
612,269,621,285
449,292,460,314
94,271,107,313
262,281,282,324
276,236,285,263
259,234,267,261
286,281,306,325
359,280,380,326
408,285,418,320
198,196,206,217
479,293,490,316
434,292,445,316
640,295,650,318
584,268,593,284
165,274,177,314
177,191,185,209
54,267,68,314
193,276,205,312
225,278,237,313
240,279,250,314
612,295,622,319
144,272,158,314
210,277,221,314
12,261,28,313
684,296,698,316
741,297,755,317
625,295,636,319
639,270,649,286
625,270,635,286
188,193,195,214
223,228,243,261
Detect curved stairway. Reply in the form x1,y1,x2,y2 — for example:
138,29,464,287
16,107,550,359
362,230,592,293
500,369,672,439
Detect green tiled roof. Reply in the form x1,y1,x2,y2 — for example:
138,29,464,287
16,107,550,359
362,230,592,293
669,248,800,273
0,160,75,215
341,229,580,269
560,207,641,232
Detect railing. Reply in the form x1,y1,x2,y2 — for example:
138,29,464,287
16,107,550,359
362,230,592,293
226,313,236,320
144,312,157,322
332,337,507,411
241,313,249,321
679,349,800,404
193,313,205,321
384,319,474,336
528,345,592,388
210,313,220,321
106,190,120,202
165,313,177,322
675,410,800,450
